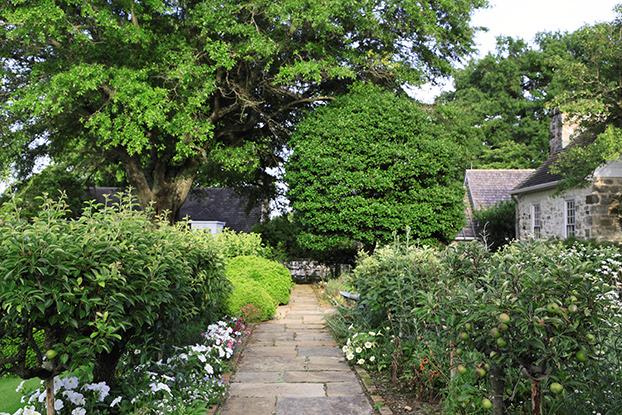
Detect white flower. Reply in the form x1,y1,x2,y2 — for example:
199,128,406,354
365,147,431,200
63,377,79,390
110,396,123,407
357,359,365,365
149,382,172,395
37,392,46,403
369,356,376,362
63,390,86,406
54,399,64,411
346,353,355,361
197,354,207,363
364,342,373,349
342,345,349,353
82,382,110,401
23,407,41,415
204,364,214,375
71,408,86,415
368,331,376,336
16,381,26,393
355,347,362,353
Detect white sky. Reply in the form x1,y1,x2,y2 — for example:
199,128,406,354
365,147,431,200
412,0,621,102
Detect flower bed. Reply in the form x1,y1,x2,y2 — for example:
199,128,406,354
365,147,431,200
5,318,247,415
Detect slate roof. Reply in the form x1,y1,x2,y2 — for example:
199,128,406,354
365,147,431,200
89,187,262,232
178,188,262,232
456,169,535,240
512,131,597,194
511,154,562,192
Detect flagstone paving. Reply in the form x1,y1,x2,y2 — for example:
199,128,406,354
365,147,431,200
220,284,374,415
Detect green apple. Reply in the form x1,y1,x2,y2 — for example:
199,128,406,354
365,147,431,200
576,350,588,362
457,364,467,375
459,332,469,341
498,313,511,323
547,303,560,313
496,338,507,348
45,349,58,360
489,327,500,338
481,398,493,409
475,368,487,378
550,382,564,394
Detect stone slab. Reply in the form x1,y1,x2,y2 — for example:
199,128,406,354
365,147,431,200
283,371,355,383
219,397,276,415
325,382,366,397
276,396,373,415
229,382,325,398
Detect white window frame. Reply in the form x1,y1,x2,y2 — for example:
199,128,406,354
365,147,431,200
531,204,541,239
564,199,576,238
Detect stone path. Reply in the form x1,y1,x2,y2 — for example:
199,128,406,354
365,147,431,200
220,285,374,415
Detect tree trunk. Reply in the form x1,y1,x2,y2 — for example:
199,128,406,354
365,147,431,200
491,366,505,415
531,378,542,415
45,376,55,415
93,344,123,386
120,152,195,222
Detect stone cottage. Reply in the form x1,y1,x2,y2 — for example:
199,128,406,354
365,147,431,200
511,113,622,241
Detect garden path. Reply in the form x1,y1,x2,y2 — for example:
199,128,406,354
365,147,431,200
220,284,373,415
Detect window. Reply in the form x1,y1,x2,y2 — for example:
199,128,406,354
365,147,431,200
532,204,541,238
565,200,576,238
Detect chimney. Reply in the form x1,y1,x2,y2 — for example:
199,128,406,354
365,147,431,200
549,110,577,155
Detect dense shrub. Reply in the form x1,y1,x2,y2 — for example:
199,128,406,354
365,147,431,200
225,256,293,305
253,214,308,261
451,241,622,414
211,229,272,259
286,83,466,263
331,239,622,415
0,194,229,397
473,200,516,250
226,277,276,322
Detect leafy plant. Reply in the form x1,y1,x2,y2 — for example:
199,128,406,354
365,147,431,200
225,256,293,305
211,230,272,260
286,83,465,262
0,193,229,413
226,278,276,323
473,200,516,250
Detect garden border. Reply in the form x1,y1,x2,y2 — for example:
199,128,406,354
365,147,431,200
207,323,256,415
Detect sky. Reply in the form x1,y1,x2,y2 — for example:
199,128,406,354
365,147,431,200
411,0,621,102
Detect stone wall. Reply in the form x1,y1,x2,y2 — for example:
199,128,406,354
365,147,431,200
515,178,622,242
285,260,351,284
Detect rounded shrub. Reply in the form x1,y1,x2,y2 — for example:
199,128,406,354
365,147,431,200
225,256,293,305
226,277,276,322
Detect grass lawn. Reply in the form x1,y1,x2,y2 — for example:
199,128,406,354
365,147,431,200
0,376,40,414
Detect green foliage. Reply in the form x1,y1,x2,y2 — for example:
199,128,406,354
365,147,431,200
253,214,308,261
545,10,622,188
0,0,487,214
438,37,556,169
226,277,276,323
0,193,229,384
452,241,622,414
0,164,89,219
332,239,622,414
473,200,516,250
225,256,293,305
211,229,272,259
286,83,465,262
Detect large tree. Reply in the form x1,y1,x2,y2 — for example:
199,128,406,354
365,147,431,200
437,36,559,169
547,7,622,187
0,0,486,217
286,83,465,262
